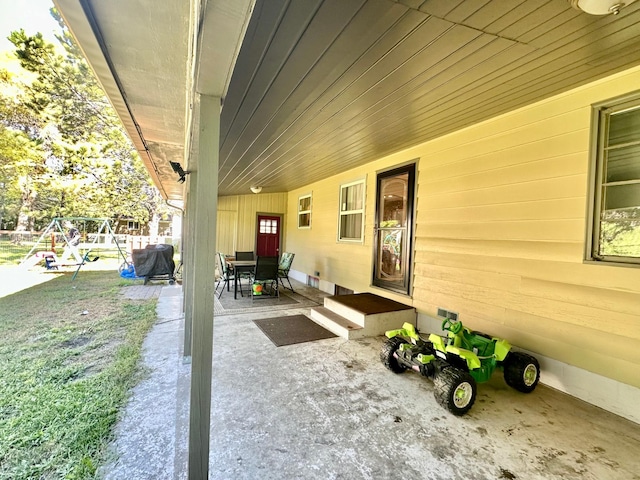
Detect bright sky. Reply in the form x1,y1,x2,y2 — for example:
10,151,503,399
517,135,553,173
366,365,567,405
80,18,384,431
0,0,61,53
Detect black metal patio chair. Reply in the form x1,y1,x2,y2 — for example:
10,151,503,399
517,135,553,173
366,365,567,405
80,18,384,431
251,255,279,302
215,252,237,298
235,251,254,260
234,251,255,294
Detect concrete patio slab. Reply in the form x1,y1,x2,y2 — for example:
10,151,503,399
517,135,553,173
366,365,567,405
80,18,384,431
101,281,640,480
0,266,61,298
100,284,186,479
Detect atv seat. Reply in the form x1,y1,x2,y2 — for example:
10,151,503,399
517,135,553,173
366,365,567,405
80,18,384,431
461,330,495,357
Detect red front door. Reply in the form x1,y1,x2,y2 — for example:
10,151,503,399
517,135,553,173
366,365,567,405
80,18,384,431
256,215,281,257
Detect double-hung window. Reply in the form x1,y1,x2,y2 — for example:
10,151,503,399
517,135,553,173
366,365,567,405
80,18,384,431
338,179,365,242
587,93,640,265
298,194,311,229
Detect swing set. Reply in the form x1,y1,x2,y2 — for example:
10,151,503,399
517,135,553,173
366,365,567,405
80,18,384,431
20,217,128,280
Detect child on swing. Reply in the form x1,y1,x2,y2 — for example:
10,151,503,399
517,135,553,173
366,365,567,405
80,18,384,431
61,221,83,263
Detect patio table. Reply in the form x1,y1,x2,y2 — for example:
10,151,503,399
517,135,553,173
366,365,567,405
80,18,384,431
226,259,256,299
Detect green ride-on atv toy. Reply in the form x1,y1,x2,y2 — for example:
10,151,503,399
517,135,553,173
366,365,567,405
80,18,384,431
380,318,540,415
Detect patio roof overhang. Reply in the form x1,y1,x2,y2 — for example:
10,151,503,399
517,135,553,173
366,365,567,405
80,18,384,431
50,3,640,478
53,0,255,201
53,0,640,200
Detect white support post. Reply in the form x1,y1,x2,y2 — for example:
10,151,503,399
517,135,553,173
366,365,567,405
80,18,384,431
187,94,219,480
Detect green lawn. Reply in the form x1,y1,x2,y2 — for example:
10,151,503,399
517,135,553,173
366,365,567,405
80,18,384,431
0,242,32,265
0,272,157,479
0,243,127,267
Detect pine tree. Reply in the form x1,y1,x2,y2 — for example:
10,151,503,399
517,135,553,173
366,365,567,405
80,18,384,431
0,10,166,231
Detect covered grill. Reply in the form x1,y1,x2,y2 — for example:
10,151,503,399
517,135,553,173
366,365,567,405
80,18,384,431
132,244,176,285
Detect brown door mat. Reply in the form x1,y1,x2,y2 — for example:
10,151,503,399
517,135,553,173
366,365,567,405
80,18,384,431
328,293,413,315
253,314,337,347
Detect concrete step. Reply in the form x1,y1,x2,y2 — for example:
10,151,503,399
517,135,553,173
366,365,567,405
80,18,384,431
311,293,417,339
310,307,365,340
323,297,366,326
321,293,417,339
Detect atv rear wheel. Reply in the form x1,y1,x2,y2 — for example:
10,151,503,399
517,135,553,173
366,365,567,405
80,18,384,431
433,368,477,416
380,337,408,373
504,352,540,393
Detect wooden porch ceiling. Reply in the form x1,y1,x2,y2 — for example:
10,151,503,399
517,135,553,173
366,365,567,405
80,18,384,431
220,0,640,196
57,0,640,199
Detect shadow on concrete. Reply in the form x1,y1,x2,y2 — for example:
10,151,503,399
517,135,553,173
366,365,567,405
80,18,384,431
101,280,640,480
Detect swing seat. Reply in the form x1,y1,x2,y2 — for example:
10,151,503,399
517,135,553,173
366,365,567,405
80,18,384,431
44,255,59,270
80,254,100,263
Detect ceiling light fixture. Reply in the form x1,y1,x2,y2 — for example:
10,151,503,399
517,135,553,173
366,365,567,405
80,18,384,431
570,0,636,15
250,186,262,194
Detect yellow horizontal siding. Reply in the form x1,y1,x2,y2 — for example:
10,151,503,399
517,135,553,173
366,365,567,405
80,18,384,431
287,172,378,292
416,219,585,242
413,291,639,386
417,250,640,293
419,108,588,167
421,130,588,181
417,238,583,263
280,66,640,388
412,275,638,334
421,175,588,209
410,68,640,387
419,197,585,223
421,153,587,196
520,277,640,317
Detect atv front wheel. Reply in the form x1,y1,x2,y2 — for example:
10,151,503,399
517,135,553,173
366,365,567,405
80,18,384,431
504,352,540,393
380,337,408,373
433,368,477,416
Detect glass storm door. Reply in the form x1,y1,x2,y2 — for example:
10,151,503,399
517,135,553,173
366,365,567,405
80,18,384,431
373,164,415,295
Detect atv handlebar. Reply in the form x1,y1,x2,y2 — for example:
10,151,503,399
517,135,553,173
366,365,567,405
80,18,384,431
441,318,463,334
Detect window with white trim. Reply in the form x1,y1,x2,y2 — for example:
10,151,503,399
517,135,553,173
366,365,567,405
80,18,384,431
259,218,277,234
587,92,640,265
298,194,311,229
338,179,365,242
